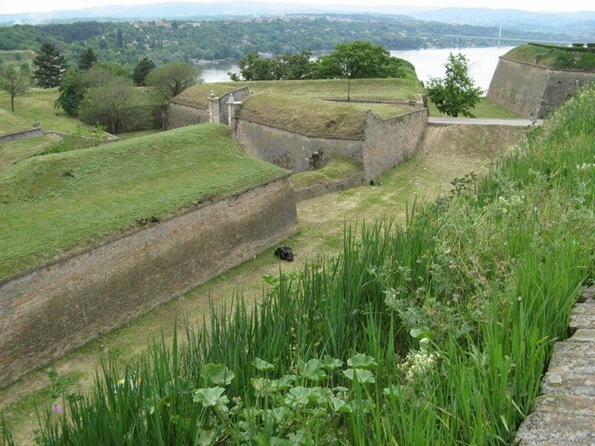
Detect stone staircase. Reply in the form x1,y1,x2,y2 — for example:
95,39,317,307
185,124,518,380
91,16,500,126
515,285,595,445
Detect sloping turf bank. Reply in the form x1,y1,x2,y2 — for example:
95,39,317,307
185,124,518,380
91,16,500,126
0,124,287,281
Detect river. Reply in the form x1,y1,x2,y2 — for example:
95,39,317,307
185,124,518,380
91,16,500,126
198,46,515,92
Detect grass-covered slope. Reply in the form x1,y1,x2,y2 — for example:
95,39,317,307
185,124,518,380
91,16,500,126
504,43,595,71
0,124,288,281
12,86,594,444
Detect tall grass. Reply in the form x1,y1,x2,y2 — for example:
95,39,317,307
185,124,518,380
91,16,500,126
6,85,594,445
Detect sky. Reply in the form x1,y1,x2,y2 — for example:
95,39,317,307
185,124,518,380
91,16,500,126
1,0,593,15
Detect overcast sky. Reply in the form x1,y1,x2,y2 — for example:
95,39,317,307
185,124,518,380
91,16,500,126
1,0,593,15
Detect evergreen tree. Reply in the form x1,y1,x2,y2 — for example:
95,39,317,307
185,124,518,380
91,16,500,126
78,47,98,71
32,43,67,88
426,53,483,118
132,57,156,86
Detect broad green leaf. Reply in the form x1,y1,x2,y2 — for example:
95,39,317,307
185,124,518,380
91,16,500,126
195,428,217,446
320,355,343,370
383,385,402,397
347,353,377,369
200,363,234,386
330,396,353,413
252,357,275,371
251,377,279,393
342,368,375,384
285,386,311,406
298,359,326,381
193,387,229,408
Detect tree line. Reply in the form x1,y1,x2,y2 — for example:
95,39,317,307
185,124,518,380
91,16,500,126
0,14,567,66
2,39,482,132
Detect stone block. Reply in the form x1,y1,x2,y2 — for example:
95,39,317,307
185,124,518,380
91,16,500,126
515,395,595,445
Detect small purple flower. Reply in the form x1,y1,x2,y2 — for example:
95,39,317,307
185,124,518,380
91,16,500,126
53,405,63,414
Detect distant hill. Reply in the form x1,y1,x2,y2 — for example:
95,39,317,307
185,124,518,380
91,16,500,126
0,1,420,25
1,1,593,43
408,8,595,37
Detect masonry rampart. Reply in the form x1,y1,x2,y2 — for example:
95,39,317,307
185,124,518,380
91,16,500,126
0,127,43,143
167,87,250,129
363,109,427,182
234,118,365,172
0,176,298,388
488,57,595,118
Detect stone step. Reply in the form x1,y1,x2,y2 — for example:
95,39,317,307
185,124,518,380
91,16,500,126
541,336,595,396
515,395,595,445
570,300,595,331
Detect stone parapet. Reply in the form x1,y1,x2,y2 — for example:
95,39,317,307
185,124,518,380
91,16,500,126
515,285,595,445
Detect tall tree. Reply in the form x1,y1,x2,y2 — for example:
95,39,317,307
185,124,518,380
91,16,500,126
132,57,156,86
426,53,483,118
32,43,67,88
78,47,98,71
146,62,200,99
0,65,30,111
314,41,394,101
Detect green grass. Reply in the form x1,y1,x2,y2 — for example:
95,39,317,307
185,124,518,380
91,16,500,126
0,50,35,68
291,157,362,188
10,82,593,446
0,89,93,135
427,96,522,119
0,124,287,281
504,43,595,70
0,135,60,175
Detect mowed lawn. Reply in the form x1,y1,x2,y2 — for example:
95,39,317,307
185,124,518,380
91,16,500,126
0,124,287,281
0,88,91,135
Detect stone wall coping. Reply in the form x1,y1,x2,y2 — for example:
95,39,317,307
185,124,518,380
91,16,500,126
499,55,595,74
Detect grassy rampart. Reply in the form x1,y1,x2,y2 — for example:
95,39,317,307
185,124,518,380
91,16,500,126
504,43,595,71
0,124,287,281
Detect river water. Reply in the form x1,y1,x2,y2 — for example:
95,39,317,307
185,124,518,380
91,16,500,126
199,46,515,92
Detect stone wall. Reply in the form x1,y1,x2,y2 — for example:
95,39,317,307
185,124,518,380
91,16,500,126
488,57,595,118
363,109,427,182
234,119,365,172
166,103,210,130
233,108,427,181
167,87,250,130
0,177,298,388
0,127,43,143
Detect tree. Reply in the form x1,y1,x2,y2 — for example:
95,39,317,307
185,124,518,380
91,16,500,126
132,57,156,86
56,64,135,116
32,43,67,88
55,69,86,116
79,75,150,134
146,62,200,99
231,51,314,81
78,47,98,71
425,53,483,118
0,65,30,111
313,41,395,101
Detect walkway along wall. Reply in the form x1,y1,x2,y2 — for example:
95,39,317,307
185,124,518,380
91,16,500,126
488,57,595,119
233,108,427,182
0,177,298,388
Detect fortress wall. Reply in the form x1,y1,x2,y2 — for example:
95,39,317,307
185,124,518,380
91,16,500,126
166,103,209,129
0,177,298,388
487,58,550,118
363,109,427,182
537,70,595,118
234,119,364,172
488,58,595,118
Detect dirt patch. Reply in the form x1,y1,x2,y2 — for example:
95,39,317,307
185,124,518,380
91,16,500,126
0,124,530,445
